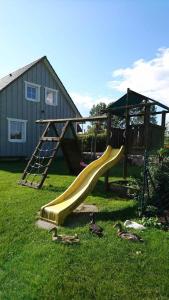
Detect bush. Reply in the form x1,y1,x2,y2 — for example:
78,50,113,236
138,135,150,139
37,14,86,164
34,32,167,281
158,147,169,159
151,161,169,208
78,132,107,152
140,216,162,228
129,152,169,212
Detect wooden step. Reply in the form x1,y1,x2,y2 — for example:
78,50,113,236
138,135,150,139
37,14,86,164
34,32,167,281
19,180,40,189
40,137,60,142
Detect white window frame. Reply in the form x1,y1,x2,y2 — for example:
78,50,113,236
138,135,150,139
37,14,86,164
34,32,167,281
45,87,58,106
25,81,40,102
7,118,27,143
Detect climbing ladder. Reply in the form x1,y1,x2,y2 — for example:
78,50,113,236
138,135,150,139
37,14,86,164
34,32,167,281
19,120,82,189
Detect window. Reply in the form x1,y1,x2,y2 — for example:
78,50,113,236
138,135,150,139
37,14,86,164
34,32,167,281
7,118,27,142
25,81,40,102
45,87,58,106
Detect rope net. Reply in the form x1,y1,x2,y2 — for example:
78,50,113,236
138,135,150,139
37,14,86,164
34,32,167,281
24,141,57,185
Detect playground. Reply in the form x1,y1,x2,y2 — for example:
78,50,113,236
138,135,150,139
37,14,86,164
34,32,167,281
0,89,169,299
0,159,169,299
20,89,169,223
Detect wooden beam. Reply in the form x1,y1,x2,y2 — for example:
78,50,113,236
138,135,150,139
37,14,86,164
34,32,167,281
40,137,60,142
161,112,166,147
148,98,169,111
36,115,107,124
123,88,130,179
128,110,169,118
104,113,112,191
105,101,160,114
161,111,166,127
106,112,112,145
144,103,151,151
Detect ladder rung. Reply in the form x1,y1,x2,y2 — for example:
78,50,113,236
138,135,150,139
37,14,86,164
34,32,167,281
33,154,55,160
19,180,40,189
40,137,60,142
19,121,62,189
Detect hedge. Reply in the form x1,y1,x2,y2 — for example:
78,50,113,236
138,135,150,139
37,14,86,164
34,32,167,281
78,133,107,152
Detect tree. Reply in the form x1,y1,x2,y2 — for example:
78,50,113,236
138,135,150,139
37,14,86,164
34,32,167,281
89,102,107,116
130,104,157,125
89,102,124,132
88,102,107,133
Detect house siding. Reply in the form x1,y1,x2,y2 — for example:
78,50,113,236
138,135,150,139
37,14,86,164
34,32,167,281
0,61,79,157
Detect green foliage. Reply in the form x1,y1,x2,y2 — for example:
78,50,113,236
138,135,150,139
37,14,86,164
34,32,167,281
145,205,158,215
140,216,162,228
89,101,125,131
127,176,142,201
151,161,169,208
150,105,158,124
112,115,125,128
164,136,169,146
86,122,106,134
158,147,169,158
89,102,107,116
78,132,107,152
88,102,107,134
130,104,157,125
130,153,169,210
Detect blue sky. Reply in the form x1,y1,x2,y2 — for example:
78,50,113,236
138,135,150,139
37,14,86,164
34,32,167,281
1,0,169,116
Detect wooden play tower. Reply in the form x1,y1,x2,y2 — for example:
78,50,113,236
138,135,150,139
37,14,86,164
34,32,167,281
19,89,169,189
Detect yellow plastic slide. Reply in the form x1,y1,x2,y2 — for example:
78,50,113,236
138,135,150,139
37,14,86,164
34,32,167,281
40,145,124,225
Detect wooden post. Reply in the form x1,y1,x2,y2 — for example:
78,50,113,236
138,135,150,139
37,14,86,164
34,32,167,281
161,111,166,147
106,112,112,145
161,111,166,127
123,88,130,178
93,122,98,160
104,113,112,191
144,103,150,151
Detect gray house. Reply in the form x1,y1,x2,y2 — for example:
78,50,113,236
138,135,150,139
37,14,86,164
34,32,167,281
0,56,81,157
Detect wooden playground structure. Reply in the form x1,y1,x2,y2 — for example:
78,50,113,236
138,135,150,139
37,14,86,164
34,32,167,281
19,89,169,190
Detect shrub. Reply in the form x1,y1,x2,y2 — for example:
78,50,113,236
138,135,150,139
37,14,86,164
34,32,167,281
158,147,169,159
129,152,169,212
151,161,169,208
140,216,161,228
78,132,107,152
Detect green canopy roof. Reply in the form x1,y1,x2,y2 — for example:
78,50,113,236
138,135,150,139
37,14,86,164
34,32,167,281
106,89,169,117
107,89,149,116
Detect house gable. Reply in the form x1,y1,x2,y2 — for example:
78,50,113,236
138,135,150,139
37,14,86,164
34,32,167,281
0,56,81,157
0,56,81,117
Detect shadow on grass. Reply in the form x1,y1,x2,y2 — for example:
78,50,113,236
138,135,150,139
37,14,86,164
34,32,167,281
65,204,138,228
0,159,70,175
0,159,141,177
91,179,133,199
43,185,68,193
43,178,133,201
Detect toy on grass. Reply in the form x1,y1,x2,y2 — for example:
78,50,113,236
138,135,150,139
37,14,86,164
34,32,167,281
89,213,103,237
80,160,88,168
49,227,80,244
114,223,144,242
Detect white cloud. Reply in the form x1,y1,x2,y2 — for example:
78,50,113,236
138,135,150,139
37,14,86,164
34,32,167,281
71,48,169,122
70,92,113,116
109,48,169,109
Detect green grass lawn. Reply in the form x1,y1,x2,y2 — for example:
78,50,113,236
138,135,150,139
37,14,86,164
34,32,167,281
0,159,169,300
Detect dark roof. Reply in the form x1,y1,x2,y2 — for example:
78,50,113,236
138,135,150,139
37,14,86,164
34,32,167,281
0,56,45,91
0,56,81,117
107,89,169,115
